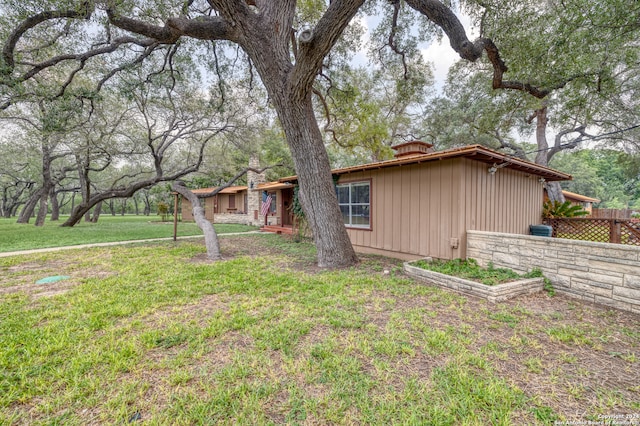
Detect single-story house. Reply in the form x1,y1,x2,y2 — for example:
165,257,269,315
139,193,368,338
179,159,269,226
181,185,252,224
544,189,600,215
273,141,571,260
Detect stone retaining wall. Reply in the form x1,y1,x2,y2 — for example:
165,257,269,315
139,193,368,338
404,261,544,303
466,231,640,314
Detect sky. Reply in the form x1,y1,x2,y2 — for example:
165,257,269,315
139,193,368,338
353,10,478,94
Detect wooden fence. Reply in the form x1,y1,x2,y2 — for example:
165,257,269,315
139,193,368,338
544,218,640,246
591,208,634,219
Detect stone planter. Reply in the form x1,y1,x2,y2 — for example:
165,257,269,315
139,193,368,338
403,260,544,303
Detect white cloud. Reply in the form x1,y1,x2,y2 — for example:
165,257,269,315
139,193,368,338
420,12,478,93
421,39,461,91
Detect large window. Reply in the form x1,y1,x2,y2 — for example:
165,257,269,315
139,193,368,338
336,181,370,228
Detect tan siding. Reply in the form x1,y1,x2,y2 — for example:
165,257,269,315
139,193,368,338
409,166,420,254
344,157,544,261
419,163,430,255
391,171,401,251
205,198,215,220
460,159,543,238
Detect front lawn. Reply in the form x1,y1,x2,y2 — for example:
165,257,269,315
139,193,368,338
0,215,256,252
0,234,638,424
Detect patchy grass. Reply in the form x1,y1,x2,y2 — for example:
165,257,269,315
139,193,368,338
0,215,256,252
0,234,638,424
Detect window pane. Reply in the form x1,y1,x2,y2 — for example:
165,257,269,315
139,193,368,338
339,205,350,225
336,185,350,204
351,205,370,226
269,193,277,213
351,183,369,204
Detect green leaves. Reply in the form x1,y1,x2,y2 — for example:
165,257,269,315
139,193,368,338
542,200,588,218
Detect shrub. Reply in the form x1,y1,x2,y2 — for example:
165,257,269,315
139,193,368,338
157,202,170,222
542,200,588,218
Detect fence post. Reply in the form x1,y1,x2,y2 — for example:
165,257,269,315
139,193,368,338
610,220,621,244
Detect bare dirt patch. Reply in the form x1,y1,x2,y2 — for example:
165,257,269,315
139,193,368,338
0,252,115,299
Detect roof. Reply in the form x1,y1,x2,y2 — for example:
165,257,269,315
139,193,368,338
190,185,247,197
562,190,600,203
256,181,295,191
279,144,572,183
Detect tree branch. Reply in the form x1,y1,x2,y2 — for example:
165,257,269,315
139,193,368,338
292,0,365,95
2,2,94,72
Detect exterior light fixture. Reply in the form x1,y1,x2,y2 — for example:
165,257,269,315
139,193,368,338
488,165,498,175
539,177,546,184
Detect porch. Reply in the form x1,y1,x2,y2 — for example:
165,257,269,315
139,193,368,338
261,224,295,235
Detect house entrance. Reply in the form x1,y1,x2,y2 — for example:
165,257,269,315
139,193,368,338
281,188,294,226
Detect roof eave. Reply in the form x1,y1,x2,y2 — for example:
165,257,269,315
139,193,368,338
279,145,572,182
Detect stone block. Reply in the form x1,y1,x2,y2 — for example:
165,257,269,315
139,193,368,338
623,274,640,290
570,279,612,298
612,286,640,304
557,253,589,267
467,239,488,250
509,245,544,259
594,296,628,311
492,252,520,268
585,270,624,285
558,267,589,278
589,259,640,275
573,244,639,260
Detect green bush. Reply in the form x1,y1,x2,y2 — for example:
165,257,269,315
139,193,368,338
157,202,170,222
542,200,588,218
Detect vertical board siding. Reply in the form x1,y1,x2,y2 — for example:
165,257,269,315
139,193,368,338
343,158,544,260
418,164,430,256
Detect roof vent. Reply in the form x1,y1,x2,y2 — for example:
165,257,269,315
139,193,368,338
392,141,435,158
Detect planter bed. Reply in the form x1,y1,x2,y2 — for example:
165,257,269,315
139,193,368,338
404,259,545,303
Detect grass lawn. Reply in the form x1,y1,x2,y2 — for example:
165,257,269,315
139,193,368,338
0,215,257,253
0,234,638,424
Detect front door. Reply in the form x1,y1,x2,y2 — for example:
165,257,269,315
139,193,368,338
281,188,294,226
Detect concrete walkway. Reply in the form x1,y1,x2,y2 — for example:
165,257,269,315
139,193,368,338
0,231,262,258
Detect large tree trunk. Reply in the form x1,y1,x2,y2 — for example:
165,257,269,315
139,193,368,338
273,93,359,268
50,187,60,221
64,202,95,226
531,106,566,203
17,187,45,223
143,192,151,216
34,189,49,226
91,201,103,223
172,182,222,260
34,144,56,227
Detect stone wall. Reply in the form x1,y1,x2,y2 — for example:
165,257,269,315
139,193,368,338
466,231,640,314
404,261,544,303
246,154,265,227
213,213,251,225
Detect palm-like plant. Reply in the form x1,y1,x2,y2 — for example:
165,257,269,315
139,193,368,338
542,201,589,218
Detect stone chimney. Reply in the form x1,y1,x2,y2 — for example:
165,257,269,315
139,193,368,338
392,141,435,158
246,154,265,226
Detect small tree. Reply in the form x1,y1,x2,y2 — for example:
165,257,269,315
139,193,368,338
157,202,169,222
